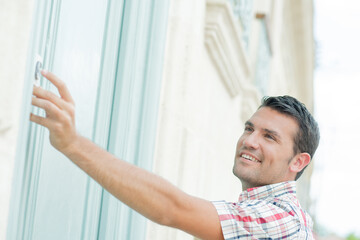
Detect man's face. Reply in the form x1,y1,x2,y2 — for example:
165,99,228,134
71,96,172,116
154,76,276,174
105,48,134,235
233,107,299,190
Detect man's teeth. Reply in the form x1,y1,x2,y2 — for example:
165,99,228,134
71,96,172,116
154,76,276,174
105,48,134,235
241,154,260,163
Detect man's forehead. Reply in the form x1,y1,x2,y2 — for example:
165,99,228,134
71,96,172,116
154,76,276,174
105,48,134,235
246,107,299,138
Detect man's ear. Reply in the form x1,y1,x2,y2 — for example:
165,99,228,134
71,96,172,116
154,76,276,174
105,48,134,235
290,153,311,173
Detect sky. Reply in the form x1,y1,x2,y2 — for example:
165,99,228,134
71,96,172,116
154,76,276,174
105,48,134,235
310,0,360,237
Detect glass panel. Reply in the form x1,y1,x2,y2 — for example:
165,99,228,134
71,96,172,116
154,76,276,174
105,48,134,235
7,0,109,239
30,0,108,238
255,19,271,96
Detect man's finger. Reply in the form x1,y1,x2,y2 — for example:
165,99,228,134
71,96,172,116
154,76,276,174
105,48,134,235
30,113,52,129
33,86,65,110
41,70,74,104
32,97,63,119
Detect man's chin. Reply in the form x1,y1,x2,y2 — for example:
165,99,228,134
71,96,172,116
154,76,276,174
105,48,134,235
232,167,247,181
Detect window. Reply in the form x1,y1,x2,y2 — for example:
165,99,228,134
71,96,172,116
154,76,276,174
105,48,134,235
227,0,254,49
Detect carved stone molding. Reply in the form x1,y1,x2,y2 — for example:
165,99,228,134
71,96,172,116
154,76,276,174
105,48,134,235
205,0,256,98
205,0,261,120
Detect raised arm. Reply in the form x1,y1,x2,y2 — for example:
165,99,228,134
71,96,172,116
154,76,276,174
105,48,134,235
30,70,224,240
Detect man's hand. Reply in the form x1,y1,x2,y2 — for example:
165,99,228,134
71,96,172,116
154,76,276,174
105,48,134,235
30,70,78,154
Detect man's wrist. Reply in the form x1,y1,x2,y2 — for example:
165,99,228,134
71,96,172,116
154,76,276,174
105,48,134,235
61,134,84,158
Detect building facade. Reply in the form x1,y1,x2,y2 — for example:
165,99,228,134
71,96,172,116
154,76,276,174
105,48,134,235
0,0,315,239
147,0,315,238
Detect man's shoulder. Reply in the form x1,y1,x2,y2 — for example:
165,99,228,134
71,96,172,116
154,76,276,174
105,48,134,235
211,182,314,239
211,198,314,240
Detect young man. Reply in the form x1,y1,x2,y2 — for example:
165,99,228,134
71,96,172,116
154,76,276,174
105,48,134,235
30,71,320,239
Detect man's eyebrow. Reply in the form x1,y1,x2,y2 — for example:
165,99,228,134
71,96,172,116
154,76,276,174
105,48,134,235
245,121,281,140
245,121,254,127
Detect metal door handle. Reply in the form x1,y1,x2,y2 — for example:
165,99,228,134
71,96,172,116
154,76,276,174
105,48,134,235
34,55,43,85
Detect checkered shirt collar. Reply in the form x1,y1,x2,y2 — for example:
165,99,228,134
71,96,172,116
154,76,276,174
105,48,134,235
238,181,297,202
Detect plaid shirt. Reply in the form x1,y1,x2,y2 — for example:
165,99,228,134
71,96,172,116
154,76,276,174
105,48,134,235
212,181,314,239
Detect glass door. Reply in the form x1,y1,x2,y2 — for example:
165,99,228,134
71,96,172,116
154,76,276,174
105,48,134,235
7,0,169,239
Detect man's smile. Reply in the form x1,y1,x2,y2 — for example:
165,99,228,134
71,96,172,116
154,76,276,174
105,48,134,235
239,152,261,163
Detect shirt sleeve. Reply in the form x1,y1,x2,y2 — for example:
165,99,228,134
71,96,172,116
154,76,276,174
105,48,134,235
212,200,303,240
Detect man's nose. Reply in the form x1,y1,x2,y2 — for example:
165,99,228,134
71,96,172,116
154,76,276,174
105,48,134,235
242,133,260,149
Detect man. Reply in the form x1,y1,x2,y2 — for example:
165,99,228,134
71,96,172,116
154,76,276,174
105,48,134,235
30,70,320,239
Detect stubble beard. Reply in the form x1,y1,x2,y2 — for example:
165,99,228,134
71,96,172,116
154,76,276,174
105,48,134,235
232,157,260,190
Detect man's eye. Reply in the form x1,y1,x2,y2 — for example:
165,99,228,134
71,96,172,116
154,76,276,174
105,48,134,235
265,134,275,140
245,126,253,132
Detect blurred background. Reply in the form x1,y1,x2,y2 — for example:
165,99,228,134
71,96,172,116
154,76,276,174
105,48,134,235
311,0,360,239
0,0,359,239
